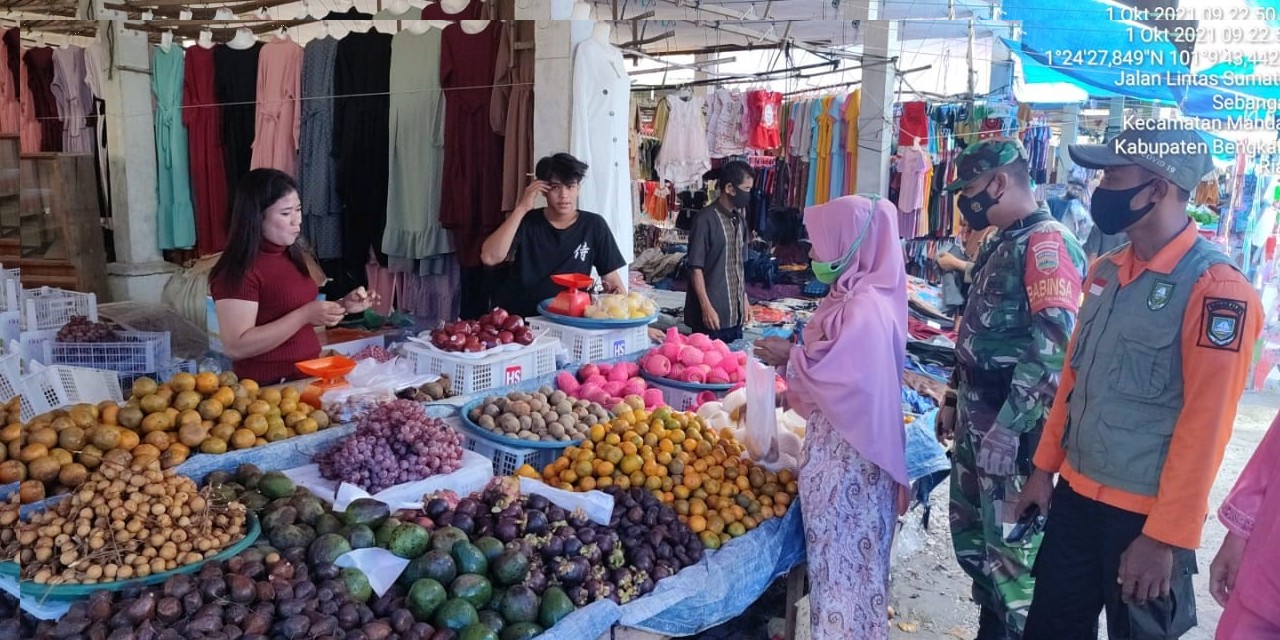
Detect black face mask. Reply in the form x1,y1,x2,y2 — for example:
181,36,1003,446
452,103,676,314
728,186,751,210
956,177,1002,229
1090,179,1158,235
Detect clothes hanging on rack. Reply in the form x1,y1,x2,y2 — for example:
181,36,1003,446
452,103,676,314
84,42,111,221
842,89,860,195
152,45,197,250
182,44,229,257
0,36,18,134
298,36,342,261
250,37,303,175
19,49,40,153
654,94,711,190
51,47,92,153
421,0,488,19
335,29,393,276
569,34,634,264
2,30,17,101
706,87,747,158
384,27,449,262
492,19,534,214
24,47,61,152
214,42,262,195
747,90,782,150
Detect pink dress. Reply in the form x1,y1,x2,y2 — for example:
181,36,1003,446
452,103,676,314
250,38,303,175
1216,413,1280,638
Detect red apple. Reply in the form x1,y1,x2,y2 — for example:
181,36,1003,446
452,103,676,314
498,331,514,344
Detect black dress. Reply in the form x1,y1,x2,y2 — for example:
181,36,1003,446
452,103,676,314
334,30,392,279
24,47,61,152
214,42,261,196
3,29,19,98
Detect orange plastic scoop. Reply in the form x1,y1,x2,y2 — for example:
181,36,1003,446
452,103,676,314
547,273,596,317
295,355,357,388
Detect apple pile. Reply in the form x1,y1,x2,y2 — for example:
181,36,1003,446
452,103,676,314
427,307,534,353
555,361,665,410
639,328,748,385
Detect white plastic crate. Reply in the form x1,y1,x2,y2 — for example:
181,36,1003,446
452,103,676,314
20,287,97,331
41,330,171,374
528,318,652,364
644,376,731,411
0,268,18,312
0,353,19,403
461,432,561,477
0,311,18,352
19,364,124,422
117,358,196,389
406,336,560,396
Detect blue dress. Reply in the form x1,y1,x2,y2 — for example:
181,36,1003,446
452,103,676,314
152,45,196,250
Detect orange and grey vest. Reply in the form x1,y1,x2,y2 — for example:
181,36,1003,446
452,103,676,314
1063,237,1235,496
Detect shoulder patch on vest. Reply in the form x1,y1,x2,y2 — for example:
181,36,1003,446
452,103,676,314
1199,297,1247,351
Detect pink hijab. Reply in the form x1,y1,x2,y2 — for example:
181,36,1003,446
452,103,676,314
787,195,908,485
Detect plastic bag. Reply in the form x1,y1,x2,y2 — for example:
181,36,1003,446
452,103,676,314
344,356,439,392
335,548,410,597
743,356,777,462
518,477,614,525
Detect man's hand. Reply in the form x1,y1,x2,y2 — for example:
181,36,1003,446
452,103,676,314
1210,532,1246,607
977,426,1020,476
937,253,968,272
1014,468,1054,523
516,180,549,212
1118,535,1175,605
936,404,956,444
702,304,721,331
744,296,753,325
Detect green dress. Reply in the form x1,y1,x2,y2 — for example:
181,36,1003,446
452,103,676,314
152,45,196,250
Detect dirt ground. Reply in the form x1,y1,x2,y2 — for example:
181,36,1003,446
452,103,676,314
886,392,1278,640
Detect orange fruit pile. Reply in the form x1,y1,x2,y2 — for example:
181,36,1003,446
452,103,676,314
524,397,798,549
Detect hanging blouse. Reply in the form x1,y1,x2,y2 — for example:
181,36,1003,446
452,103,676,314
24,47,61,152
182,45,229,257
152,45,196,250
214,42,262,194
384,27,449,261
654,94,711,190
250,37,303,175
298,36,343,260
51,47,92,153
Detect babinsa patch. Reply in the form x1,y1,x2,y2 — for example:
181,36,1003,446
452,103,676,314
1199,297,1247,351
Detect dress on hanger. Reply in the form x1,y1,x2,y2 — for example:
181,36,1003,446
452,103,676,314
843,90,860,195
335,29,393,273
299,36,342,261
421,0,487,19
324,8,373,18
491,19,535,214
214,42,262,195
18,53,40,153
384,27,449,261
182,45,229,257
439,21,503,268
51,47,92,153
826,94,844,203
569,35,634,264
0,40,19,134
706,88,746,158
152,45,196,250
654,94,711,190
805,98,824,206
23,47,61,152
2,29,18,99
748,90,782,151
250,38,303,175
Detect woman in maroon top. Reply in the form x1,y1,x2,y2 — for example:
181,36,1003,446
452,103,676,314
210,169,373,383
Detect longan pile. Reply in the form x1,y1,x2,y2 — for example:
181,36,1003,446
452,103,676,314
6,453,247,586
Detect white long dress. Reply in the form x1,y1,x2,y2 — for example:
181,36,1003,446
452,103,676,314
570,36,635,266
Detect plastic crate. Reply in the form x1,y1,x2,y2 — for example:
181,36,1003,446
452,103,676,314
406,336,560,396
0,353,19,403
528,318,652,364
642,375,732,411
20,287,97,331
117,358,196,389
19,364,124,422
0,268,17,312
461,433,561,477
41,330,171,374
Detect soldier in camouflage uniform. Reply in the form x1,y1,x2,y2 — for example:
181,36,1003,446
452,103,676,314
938,140,1087,639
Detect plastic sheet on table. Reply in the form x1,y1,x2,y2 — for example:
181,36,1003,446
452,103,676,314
174,425,356,485
281,449,494,511
540,502,806,639
518,477,613,525
1,574,70,620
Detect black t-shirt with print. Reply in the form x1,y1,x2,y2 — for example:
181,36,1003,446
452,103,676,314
495,209,627,318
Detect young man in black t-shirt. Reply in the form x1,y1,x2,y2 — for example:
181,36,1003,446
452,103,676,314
481,153,627,317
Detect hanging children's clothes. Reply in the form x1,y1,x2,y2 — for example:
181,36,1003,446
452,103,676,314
182,44,229,257
250,37,303,175
298,36,342,261
654,94,711,190
24,47,61,152
214,42,262,194
152,45,196,250
51,47,92,154
705,88,747,158
569,35,634,265
335,29,394,272
748,90,782,150
384,27,449,262
898,101,928,147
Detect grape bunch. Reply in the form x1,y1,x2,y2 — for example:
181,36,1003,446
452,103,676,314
315,399,465,492
55,315,120,343
352,345,396,363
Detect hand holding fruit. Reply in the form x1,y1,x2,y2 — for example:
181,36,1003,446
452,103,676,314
306,300,346,327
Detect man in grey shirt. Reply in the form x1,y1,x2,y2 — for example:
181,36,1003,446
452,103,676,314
686,161,753,342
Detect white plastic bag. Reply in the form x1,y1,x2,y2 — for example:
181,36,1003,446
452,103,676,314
518,477,614,525
334,548,410,597
744,356,778,462
345,356,439,392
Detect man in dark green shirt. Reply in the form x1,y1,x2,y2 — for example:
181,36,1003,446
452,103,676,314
686,161,753,342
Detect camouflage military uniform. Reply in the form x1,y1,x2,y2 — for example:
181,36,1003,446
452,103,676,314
943,140,1087,637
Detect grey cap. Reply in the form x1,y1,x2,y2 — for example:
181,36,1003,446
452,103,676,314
1068,124,1213,193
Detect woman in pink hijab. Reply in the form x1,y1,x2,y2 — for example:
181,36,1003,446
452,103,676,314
1210,412,1280,638
755,195,908,639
